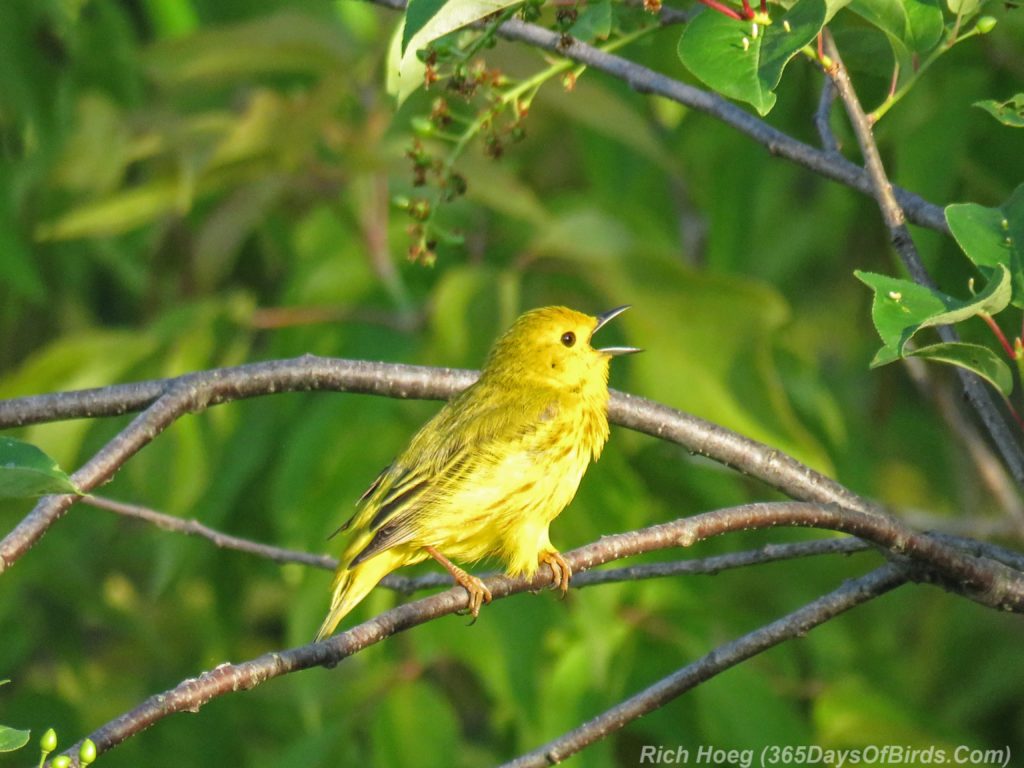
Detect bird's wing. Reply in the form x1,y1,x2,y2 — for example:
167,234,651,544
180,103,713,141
339,387,554,567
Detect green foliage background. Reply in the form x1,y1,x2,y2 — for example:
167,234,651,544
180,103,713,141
1,0,1023,765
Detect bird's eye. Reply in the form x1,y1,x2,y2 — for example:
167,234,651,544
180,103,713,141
561,331,576,347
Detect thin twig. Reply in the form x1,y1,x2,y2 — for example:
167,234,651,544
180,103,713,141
84,495,338,570
500,564,908,768
900,355,1024,531
822,31,1024,487
814,76,840,155
88,489,1024,597
86,493,872,587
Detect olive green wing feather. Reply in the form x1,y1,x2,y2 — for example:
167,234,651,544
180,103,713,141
339,387,552,566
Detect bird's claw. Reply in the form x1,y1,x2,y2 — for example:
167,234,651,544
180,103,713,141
540,551,572,597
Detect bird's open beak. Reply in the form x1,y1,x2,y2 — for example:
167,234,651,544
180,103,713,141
592,305,643,356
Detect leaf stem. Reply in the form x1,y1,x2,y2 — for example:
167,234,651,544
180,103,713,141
437,23,655,192
980,311,1016,360
696,0,747,21
868,25,984,123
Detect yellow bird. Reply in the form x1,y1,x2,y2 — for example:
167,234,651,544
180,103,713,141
315,305,640,640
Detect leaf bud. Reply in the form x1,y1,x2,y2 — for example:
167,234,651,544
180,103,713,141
41,728,58,754
975,16,996,33
79,738,97,766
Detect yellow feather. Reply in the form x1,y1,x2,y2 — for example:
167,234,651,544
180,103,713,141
316,305,639,638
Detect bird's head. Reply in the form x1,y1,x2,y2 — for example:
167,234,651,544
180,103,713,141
482,305,641,392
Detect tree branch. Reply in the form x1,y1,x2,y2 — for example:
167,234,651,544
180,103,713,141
6,361,1024,603
54,507,913,765
86,481,1024,600
87,493,872,589
822,32,1024,487
47,491,1024,764
499,564,908,768
84,495,338,570
814,76,840,155
0,358,877,573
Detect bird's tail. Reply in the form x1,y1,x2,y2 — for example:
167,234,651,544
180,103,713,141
315,554,398,641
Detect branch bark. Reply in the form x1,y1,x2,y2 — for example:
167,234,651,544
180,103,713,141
822,31,1024,487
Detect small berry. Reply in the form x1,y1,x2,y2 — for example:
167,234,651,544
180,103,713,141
409,199,432,221
430,98,452,128
485,135,504,159
411,116,435,137
556,7,579,25
445,172,468,200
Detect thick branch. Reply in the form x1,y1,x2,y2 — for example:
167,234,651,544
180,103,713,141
500,564,908,768
0,358,876,572
823,32,1024,487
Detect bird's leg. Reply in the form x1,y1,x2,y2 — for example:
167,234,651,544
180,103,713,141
539,550,572,596
426,546,492,618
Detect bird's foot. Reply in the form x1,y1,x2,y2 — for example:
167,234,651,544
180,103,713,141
426,546,493,619
539,550,572,597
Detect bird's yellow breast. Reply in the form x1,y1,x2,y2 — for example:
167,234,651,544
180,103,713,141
407,391,610,575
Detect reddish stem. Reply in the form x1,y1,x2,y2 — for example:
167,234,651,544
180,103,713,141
740,0,754,18
696,0,746,19
981,312,1016,360
887,62,900,101
1003,397,1024,433
760,0,767,13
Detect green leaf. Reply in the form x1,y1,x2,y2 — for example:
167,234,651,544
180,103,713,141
946,0,980,14
402,0,448,53
570,0,614,42
0,725,31,753
35,180,185,241
908,342,1013,396
0,437,80,499
144,11,350,85
393,0,517,104
855,265,1012,365
946,184,1024,307
677,0,826,116
848,0,943,65
974,94,1024,128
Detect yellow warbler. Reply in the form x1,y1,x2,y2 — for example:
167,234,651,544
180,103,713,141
315,305,640,639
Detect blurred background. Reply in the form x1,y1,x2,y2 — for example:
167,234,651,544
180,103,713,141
1,0,1023,765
